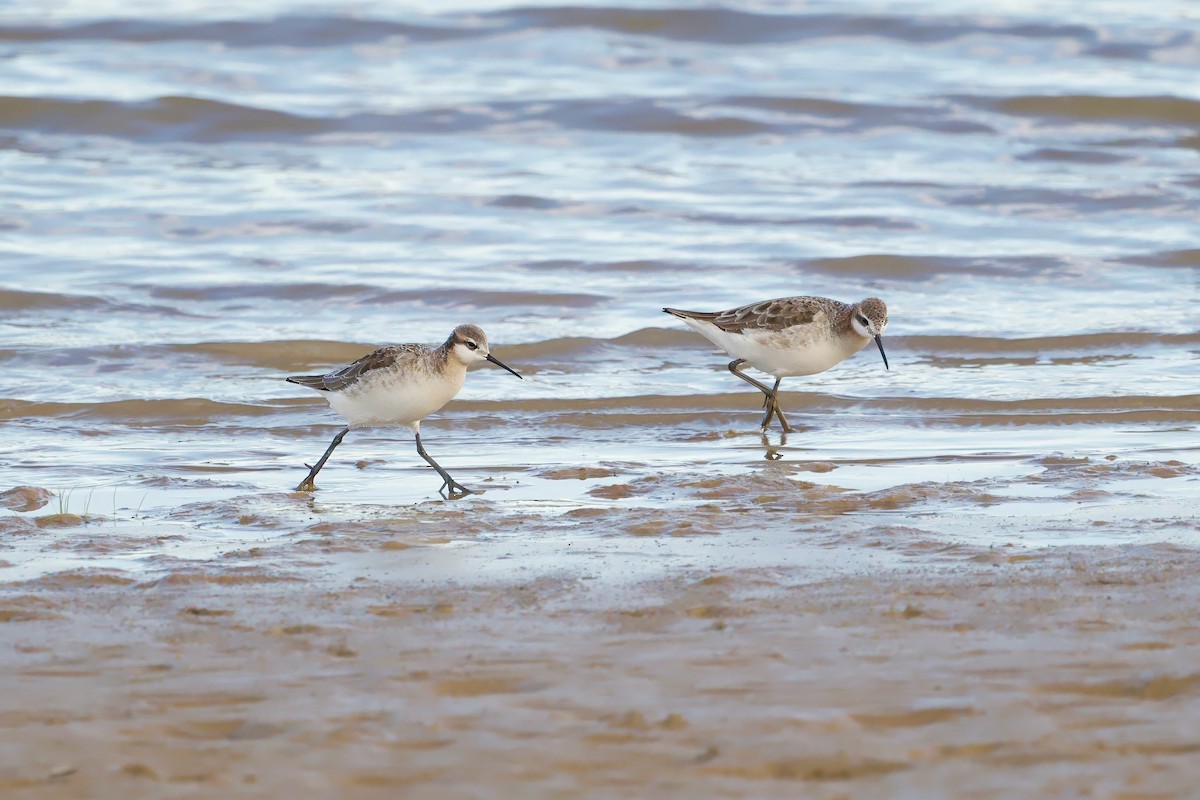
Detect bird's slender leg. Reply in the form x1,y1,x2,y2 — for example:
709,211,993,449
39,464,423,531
296,427,349,491
729,361,794,433
728,359,774,396
414,430,471,497
760,377,795,433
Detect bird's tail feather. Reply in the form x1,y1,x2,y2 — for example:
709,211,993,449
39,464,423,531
286,375,330,391
663,306,717,322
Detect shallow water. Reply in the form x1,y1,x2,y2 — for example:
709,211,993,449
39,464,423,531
1,0,1198,578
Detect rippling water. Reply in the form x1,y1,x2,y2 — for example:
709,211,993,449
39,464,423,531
1,0,1198,577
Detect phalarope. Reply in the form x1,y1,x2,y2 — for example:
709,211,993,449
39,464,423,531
287,324,521,496
664,296,888,432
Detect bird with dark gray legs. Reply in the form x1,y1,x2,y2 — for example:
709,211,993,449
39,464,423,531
287,324,521,496
664,296,888,432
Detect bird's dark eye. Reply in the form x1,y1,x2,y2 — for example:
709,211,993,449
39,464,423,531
858,316,869,326
465,341,479,351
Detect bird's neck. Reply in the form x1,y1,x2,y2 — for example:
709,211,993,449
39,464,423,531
434,344,469,378
833,303,863,340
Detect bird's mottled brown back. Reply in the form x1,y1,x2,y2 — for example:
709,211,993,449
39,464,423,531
287,344,431,392
668,296,844,333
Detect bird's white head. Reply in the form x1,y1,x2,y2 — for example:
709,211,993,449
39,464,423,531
448,324,492,365
849,298,889,370
849,297,888,339
447,324,523,379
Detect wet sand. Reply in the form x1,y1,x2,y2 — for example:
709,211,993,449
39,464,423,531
4,518,1200,798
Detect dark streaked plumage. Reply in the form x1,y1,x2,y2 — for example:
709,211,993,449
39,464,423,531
287,344,437,393
666,295,834,333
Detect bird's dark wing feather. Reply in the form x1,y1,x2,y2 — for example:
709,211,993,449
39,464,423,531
286,344,427,392
665,296,837,333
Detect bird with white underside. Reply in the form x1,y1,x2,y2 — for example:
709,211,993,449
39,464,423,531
663,295,889,432
287,324,521,496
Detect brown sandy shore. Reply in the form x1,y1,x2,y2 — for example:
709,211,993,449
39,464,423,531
3,525,1200,799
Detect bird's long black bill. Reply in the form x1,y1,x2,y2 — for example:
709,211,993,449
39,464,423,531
875,335,889,370
486,353,523,379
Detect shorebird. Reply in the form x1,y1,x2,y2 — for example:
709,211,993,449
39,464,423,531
664,296,888,432
287,324,521,496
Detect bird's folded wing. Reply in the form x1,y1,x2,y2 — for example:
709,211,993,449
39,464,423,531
316,344,428,391
707,296,828,333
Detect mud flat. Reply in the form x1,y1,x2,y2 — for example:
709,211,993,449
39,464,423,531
2,509,1200,798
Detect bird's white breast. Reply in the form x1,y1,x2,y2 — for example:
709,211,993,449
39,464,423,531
682,318,868,378
327,364,467,428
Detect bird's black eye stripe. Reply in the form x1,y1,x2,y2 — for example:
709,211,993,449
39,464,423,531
465,341,479,351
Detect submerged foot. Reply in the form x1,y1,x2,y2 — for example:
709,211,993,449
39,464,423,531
760,398,796,433
440,480,473,498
